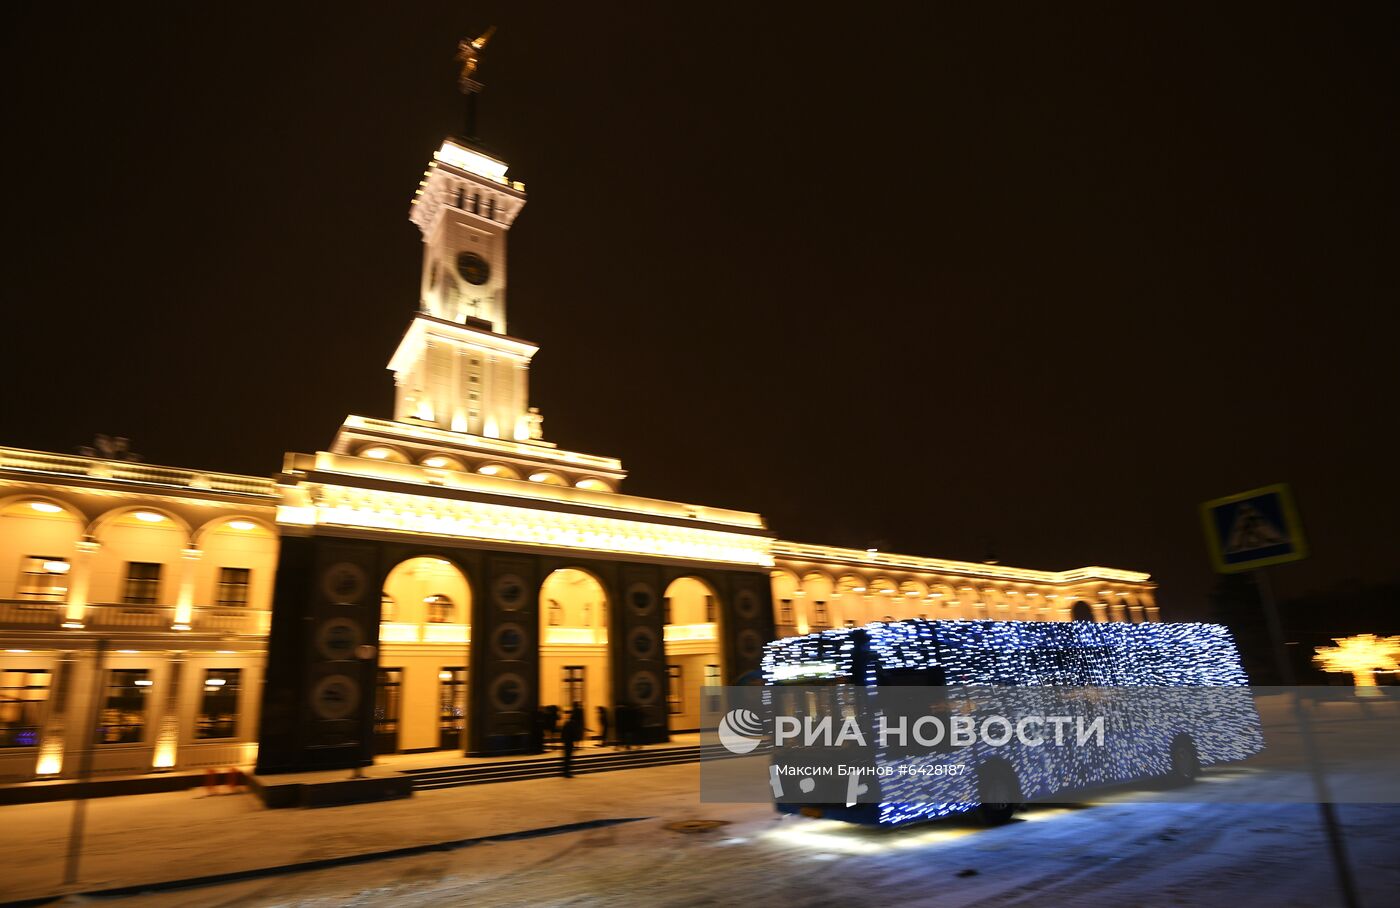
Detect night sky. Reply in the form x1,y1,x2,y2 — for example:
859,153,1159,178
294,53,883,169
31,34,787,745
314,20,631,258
3,4,1396,618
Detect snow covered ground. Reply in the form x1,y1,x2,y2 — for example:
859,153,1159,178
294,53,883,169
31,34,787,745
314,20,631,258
5,763,1398,907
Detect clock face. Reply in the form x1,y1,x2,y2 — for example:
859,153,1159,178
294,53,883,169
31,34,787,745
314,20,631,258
457,251,491,286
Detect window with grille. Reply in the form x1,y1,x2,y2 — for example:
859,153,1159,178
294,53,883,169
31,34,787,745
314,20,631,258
667,665,683,715
0,669,51,747
561,666,585,711
197,669,240,739
122,562,161,605
425,594,455,624
17,557,69,602
216,568,250,607
704,595,716,623
438,667,468,749
98,669,150,744
704,664,721,713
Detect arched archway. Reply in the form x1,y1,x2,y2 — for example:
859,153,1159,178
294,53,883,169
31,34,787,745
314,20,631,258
89,507,190,616
378,556,473,754
800,572,835,632
193,517,279,619
1070,600,1095,622
769,570,800,636
538,568,610,745
663,576,722,732
0,497,85,609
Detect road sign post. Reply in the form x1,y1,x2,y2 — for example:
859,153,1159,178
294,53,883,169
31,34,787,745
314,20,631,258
1201,484,1359,908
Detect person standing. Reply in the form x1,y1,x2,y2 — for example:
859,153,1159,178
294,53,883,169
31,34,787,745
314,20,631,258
561,704,583,777
596,705,611,748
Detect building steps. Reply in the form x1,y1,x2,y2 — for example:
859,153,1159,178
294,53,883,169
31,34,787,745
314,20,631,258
402,744,712,791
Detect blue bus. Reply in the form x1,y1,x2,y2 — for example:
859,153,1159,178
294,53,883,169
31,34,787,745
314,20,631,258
762,618,1263,826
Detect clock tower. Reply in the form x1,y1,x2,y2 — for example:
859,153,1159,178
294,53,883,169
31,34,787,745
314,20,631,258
321,28,626,494
394,139,533,439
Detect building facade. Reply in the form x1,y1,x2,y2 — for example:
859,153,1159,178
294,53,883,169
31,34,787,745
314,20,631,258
0,107,1157,784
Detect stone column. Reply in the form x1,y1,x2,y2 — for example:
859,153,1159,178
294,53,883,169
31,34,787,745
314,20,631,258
35,652,76,777
151,654,183,770
63,538,100,628
172,545,202,630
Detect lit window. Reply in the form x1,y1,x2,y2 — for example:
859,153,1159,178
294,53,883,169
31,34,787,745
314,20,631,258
122,563,162,605
438,667,468,749
197,669,240,739
704,595,716,624
779,599,794,625
0,670,51,747
425,594,455,624
547,598,563,627
17,556,69,602
98,670,150,744
380,593,397,622
667,665,683,715
216,568,250,607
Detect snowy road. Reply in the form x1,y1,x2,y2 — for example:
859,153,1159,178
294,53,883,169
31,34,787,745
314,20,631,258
73,766,1400,908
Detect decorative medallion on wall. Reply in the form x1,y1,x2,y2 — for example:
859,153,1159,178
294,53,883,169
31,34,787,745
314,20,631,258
310,674,360,720
493,573,527,611
491,623,529,660
320,562,368,604
628,670,660,705
627,626,659,661
737,629,763,661
316,617,363,661
490,673,528,711
735,589,761,619
626,582,656,617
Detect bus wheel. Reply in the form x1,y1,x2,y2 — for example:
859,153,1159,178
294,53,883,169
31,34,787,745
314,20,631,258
1168,734,1200,786
976,765,1020,826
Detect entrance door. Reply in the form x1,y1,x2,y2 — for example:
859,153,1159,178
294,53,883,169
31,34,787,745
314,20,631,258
438,667,468,750
373,668,402,755
561,665,586,712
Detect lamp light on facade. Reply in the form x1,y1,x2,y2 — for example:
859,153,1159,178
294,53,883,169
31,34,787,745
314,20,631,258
133,511,165,523
227,519,257,531
60,621,83,629
134,679,154,687
29,501,63,513
438,670,453,681
42,560,71,574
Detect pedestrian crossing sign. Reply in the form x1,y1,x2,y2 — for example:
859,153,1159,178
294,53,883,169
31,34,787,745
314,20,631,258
1201,483,1307,573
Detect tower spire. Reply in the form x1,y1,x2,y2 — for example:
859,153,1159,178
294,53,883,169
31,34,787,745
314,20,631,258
456,26,496,142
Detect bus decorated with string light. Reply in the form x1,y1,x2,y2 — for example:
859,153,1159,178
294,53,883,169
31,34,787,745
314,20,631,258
760,618,1263,826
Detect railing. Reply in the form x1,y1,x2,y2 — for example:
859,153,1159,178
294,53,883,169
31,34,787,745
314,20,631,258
0,600,64,628
0,603,272,635
772,539,1152,585
0,446,279,498
379,622,471,644
86,604,173,629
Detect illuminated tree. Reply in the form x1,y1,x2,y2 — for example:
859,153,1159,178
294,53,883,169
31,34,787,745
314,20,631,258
1313,634,1400,690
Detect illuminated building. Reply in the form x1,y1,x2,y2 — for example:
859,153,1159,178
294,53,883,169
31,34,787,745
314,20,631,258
0,58,1157,783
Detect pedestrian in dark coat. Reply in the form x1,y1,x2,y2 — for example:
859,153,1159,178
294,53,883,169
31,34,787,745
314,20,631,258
596,705,611,748
561,705,584,777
